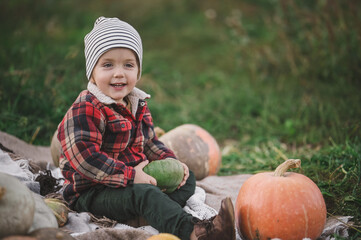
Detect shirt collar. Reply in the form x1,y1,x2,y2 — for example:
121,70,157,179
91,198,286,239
87,81,151,116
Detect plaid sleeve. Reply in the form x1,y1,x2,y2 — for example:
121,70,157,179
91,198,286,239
142,108,177,161
144,135,177,161
58,101,135,187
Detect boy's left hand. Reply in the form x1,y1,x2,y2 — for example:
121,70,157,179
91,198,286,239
177,162,189,189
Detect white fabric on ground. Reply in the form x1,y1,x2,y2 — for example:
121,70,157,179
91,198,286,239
0,149,354,239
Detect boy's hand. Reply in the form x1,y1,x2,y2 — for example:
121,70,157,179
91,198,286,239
177,162,189,189
134,160,157,186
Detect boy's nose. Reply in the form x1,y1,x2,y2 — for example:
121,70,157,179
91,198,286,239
114,68,125,78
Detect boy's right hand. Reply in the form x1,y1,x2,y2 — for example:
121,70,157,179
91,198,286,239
134,160,157,186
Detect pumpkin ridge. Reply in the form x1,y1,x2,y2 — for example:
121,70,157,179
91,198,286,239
195,128,220,175
302,204,309,238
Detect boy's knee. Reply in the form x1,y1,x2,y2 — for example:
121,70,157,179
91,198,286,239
189,170,195,182
132,183,163,196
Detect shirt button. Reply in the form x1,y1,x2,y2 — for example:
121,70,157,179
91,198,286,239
121,123,125,128
140,102,145,106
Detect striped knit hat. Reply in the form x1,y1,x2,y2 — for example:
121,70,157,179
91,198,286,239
84,17,143,80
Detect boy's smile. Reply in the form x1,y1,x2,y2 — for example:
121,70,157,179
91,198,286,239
90,48,139,105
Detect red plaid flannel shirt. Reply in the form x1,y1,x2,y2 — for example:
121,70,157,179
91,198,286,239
57,88,176,207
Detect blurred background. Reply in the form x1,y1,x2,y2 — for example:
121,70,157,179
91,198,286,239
1,0,360,145
0,0,360,235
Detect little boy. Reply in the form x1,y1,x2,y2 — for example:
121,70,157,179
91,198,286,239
57,16,235,240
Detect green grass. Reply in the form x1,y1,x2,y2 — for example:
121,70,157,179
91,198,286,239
1,0,360,237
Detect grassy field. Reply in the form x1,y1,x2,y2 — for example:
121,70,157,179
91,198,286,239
1,0,360,238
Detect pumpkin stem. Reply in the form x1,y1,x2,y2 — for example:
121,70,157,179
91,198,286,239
273,159,301,177
0,186,5,200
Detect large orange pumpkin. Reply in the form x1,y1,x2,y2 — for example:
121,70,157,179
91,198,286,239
159,124,221,180
235,159,326,240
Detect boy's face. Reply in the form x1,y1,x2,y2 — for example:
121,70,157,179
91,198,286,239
90,48,139,104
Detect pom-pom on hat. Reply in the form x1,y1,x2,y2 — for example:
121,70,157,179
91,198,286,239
84,17,143,80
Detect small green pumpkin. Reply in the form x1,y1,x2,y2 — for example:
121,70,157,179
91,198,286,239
143,158,184,193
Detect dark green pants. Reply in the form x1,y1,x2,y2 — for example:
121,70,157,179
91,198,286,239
75,171,196,240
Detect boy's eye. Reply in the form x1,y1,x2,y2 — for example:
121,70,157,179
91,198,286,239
103,63,112,68
125,63,134,68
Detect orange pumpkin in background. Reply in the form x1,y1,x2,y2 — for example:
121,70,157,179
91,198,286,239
159,124,221,180
235,159,326,240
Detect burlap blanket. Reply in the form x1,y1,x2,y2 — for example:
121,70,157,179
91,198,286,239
0,131,353,240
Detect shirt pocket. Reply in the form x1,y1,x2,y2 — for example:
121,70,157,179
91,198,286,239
103,119,132,152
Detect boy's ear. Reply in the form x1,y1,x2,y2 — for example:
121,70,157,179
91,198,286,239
90,77,96,84
136,67,141,81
